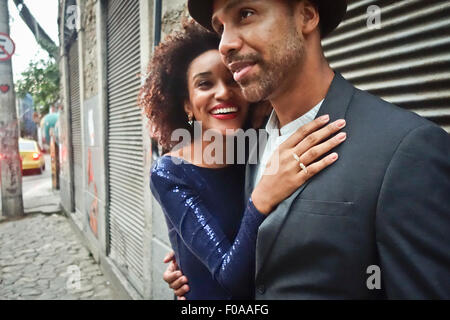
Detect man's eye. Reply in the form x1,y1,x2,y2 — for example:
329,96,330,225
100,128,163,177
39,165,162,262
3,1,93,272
240,9,254,20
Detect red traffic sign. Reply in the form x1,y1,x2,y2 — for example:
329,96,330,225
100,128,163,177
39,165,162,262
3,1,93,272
0,32,16,62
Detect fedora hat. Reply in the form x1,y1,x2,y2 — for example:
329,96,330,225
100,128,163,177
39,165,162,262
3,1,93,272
187,0,347,38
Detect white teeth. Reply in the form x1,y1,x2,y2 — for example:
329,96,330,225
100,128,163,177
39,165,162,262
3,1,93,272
211,107,238,115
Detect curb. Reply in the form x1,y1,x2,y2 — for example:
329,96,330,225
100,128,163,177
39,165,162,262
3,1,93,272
0,204,62,224
24,204,62,216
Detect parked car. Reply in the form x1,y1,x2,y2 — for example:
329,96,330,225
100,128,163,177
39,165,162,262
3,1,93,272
19,138,45,174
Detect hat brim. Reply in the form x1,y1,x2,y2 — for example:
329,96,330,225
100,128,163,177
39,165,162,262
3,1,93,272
187,0,347,38
187,0,215,33
311,0,347,37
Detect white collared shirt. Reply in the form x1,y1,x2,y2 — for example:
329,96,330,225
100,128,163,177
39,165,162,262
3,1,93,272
254,99,324,186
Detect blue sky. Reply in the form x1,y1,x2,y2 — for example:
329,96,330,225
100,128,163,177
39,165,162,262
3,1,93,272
8,0,59,81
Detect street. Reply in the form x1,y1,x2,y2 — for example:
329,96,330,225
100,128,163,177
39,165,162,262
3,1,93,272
22,153,56,208
0,154,59,215
0,154,119,300
22,153,52,199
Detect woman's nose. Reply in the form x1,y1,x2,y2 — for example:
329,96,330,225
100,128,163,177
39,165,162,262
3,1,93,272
215,82,232,101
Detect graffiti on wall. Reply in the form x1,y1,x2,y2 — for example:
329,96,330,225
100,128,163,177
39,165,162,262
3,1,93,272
59,111,69,177
87,148,98,238
0,120,21,195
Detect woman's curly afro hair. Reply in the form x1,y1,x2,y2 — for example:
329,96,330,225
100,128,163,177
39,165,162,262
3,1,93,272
138,20,221,151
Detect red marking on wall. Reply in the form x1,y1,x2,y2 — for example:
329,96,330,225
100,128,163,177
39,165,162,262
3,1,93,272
0,84,10,93
0,121,21,195
87,148,98,238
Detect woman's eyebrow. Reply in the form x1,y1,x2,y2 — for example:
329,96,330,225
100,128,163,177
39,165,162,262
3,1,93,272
193,72,212,79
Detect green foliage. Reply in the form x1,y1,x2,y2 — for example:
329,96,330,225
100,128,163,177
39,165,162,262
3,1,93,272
36,38,59,60
15,58,60,114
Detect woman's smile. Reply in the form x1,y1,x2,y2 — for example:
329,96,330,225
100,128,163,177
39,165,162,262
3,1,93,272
210,103,240,120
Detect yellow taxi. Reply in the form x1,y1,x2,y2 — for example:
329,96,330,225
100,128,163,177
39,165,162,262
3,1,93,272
19,138,46,174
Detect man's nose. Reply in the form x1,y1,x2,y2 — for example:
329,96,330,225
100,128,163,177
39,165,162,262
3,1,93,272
219,26,243,59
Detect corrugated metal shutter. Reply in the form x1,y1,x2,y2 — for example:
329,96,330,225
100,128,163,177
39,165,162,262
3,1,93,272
68,37,83,212
323,0,450,132
106,0,145,294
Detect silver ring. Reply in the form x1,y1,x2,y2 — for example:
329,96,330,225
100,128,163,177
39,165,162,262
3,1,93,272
292,152,308,174
299,162,308,174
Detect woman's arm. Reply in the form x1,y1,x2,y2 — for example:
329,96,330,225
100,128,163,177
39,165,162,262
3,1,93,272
151,162,265,298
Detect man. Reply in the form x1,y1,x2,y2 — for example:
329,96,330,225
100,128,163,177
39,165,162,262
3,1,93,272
164,0,450,299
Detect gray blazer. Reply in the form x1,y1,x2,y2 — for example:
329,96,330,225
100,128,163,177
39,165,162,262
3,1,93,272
245,72,450,299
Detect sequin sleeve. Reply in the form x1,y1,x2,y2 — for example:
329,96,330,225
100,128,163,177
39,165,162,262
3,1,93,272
150,159,266,298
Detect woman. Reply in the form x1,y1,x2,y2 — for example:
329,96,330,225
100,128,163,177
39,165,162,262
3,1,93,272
139,22,346,300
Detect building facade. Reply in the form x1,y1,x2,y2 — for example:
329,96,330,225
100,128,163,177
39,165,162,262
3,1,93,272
57,0,450,300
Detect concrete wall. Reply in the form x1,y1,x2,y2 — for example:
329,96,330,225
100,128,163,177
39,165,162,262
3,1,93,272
161,0,189,38
58,0,193,300
77,0,107,264
58,0,111,293
59,0,74,215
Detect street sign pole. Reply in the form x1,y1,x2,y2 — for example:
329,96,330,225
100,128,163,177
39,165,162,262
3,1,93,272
0,0,24,218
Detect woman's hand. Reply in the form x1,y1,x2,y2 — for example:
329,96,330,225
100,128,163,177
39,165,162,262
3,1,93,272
251,115,346,215
163,251,189,300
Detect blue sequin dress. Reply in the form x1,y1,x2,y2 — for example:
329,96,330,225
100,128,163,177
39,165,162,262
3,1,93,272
150,156,266,300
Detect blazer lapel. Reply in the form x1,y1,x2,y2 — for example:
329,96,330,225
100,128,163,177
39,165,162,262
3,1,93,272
256,181,310,277
255,72,356,279
314,72,355,122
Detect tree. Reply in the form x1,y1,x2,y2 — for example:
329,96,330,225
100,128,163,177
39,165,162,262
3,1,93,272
15,58,60,115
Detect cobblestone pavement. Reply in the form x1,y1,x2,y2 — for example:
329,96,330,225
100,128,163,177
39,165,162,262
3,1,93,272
0,213,119,300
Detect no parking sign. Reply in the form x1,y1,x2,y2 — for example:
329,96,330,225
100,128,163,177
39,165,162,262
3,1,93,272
0,32,16,62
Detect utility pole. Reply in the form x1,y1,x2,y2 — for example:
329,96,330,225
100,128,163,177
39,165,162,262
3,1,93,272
0,0,24,218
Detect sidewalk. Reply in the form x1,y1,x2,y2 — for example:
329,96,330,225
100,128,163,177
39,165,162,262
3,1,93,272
0,212,119,300
0,157,119,300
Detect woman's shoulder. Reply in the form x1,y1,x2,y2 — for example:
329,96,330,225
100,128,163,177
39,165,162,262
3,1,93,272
151,154,186,178
150,155,191,197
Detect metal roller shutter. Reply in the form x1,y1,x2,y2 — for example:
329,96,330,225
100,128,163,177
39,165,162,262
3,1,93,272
68,37,83,212
106,0,145,294
323,0,450,132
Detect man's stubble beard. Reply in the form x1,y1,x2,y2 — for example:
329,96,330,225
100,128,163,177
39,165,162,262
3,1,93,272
239,26,305,103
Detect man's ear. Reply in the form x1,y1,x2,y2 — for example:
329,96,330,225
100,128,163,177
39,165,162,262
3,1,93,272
294,0,320,36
